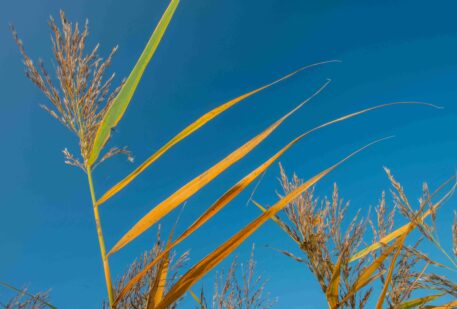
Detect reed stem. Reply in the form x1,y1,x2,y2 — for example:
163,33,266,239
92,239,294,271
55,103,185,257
87,166,114,307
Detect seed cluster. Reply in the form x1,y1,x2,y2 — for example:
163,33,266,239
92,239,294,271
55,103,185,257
11,11,131,170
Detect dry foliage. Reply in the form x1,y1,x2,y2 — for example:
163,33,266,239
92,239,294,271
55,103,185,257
197,245,276,309
12,3,453,309
253,164,457,308
12,4,351,308
1,288,51,309
103,228,189,309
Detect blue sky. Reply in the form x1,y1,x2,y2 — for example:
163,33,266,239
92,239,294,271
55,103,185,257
1,0,457,307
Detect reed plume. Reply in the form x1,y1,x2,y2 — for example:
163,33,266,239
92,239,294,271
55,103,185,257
11,11,130,170
252,164,457,308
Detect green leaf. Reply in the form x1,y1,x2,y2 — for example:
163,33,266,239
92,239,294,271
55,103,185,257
89,0,180,165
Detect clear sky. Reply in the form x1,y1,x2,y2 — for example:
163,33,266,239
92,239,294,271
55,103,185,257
1,0,457,308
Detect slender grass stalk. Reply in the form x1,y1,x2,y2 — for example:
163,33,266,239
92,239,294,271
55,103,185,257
87,167,114,307
0,280,56,309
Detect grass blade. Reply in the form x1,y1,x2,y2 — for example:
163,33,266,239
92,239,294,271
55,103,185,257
110,101,436,255
111,100,423,301
113,100,436,303
326,248,347,308
108,81,330,255
399,293,444,309
376,232,409,309
189,290,203,306
153,138,388,309
425,300,457,309
146,251,170,309
89,0,180,166
96,61,340,205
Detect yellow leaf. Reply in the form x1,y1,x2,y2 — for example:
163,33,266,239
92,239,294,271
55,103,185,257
111,100,423,299
399,293,444,309
355,239,399,291
96,61,339,205
153,138,387,309
146,251,170,309
108,81,331,255
426,300,457,309
326,247,347,309
110,101,436,255
376,232,409,309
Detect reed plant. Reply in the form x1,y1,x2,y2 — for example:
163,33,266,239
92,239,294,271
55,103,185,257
195,245,276,309
11,0,444,308
252,165,457,308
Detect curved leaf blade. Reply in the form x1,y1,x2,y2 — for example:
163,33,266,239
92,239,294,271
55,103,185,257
96,60,340,205
108,82,330,255
112,100,428,301
153,139,387,309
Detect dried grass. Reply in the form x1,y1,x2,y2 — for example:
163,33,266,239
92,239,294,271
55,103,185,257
1,287,51,309
104,227,189,309
259,164,457,308
198,245,276,309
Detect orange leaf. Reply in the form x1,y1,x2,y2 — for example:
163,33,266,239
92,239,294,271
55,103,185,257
153,138,388,309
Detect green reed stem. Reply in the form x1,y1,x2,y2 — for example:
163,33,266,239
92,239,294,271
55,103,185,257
87,166,114,307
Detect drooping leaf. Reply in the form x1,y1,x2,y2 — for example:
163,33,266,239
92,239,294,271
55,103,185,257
96,61,340,205
153,139,387,309
108,82,330,255
89,0,180,166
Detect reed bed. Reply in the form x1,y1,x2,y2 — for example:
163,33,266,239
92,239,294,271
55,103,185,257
8,0,455,308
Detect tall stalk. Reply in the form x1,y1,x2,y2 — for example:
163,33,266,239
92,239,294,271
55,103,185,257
87,167,114,306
